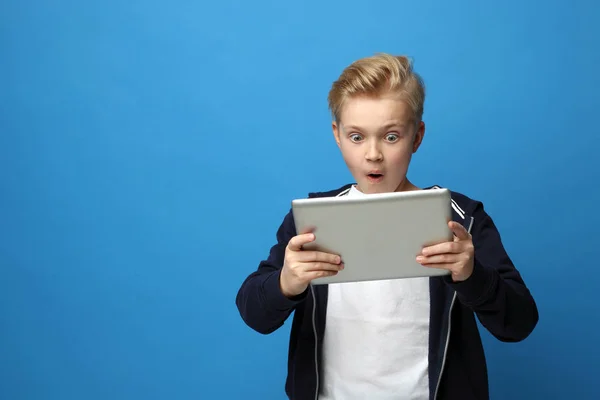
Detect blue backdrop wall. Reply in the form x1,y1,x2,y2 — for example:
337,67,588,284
2,0,599,399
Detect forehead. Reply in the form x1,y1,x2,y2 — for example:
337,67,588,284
339,94,413,128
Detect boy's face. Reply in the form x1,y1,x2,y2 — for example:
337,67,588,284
332,94,425,194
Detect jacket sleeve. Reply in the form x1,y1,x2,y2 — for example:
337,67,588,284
235,210,308,334
446,201,539,342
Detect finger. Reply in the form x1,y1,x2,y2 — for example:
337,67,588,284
306,270,339,281
421,241,461,256
300,261,345,273
416,254,461,265
418,262,453,272
449,221,470,241
288,233,315,251
297,250,342,265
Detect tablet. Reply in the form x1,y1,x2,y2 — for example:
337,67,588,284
291,188,453,285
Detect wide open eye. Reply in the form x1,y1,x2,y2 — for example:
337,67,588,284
349,133,363,143
385,133,400,142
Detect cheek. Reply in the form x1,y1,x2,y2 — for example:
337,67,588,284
387,145,413,166
340,145,361,166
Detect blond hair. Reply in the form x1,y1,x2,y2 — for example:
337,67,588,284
327,53,426,124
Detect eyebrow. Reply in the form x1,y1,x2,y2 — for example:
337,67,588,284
342,122,406,132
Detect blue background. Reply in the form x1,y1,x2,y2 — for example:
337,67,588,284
1,0,599,399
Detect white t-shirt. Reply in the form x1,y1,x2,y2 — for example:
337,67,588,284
319,185,430,400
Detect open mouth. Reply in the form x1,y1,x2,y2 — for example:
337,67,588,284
367,173,384,182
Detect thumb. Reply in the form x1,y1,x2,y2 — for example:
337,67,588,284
449,221,470,241
288,232,315,251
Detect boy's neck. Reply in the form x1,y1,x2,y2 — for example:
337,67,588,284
395,178,420,192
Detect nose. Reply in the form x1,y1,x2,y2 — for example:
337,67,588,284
365,140,383,162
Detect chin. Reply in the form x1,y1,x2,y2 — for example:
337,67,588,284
358,181,398,194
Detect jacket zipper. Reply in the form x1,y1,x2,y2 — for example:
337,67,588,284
433,292,457,399
434,216,474,399
311,285,319,400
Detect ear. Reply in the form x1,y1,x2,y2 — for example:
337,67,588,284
332,121,342,148
412,121,425,153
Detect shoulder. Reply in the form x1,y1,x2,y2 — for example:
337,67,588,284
276,183,355,238
429,184,483,217
430,185,505,242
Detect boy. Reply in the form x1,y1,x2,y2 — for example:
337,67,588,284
235,53,538,400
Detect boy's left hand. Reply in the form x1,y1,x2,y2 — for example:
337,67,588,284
416,221,474,282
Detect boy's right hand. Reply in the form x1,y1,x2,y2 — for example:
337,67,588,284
279,232,344,298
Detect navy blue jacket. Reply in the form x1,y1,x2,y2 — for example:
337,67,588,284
236,184,539,400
